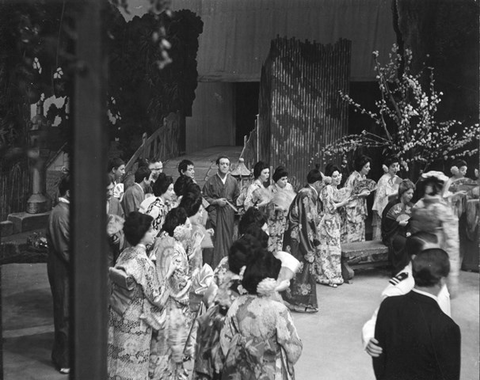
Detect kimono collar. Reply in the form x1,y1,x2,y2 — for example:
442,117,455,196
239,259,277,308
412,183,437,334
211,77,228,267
216,172,228,185
58,197,70,204
308,184,318,197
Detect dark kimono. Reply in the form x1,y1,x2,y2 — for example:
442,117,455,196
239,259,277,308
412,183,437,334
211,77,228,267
203,174,240,268
381,199,413,275
46,199,71,369
281,186,321,312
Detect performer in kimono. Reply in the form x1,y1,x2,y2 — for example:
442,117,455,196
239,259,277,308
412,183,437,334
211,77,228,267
139,173,174,237
243,161,271,211
282,167,323,313
220,251,303,380
317,164,351,288
203,156,240,268
342,155,373,243
149,207,197,380
107,212,173,380
372,157,402,240
381,179,415,275
268,166,296,252
46,175,71,374
411,171,460,298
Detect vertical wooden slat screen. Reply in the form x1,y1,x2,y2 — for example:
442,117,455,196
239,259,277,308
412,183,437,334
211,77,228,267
257,37,351,189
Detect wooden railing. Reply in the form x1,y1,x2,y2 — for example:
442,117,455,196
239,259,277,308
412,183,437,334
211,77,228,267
124,112,181,182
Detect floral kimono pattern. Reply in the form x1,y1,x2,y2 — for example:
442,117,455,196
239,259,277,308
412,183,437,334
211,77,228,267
144,197,172,235
220,295,303,380
342,171,369,243
149,235,195,380
281,186,321,312
316,185,344,286
107,246,168,380
267,183,296,252
411,197,460,295
193,257,247,380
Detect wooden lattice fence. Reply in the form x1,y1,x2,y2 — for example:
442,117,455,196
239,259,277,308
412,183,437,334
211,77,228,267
0,160,30,221
244,36,351,189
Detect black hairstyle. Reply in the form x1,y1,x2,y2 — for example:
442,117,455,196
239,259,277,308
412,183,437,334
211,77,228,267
452,159,467,169
242,249,281,295
325,163,341,177
421,176,444,197
148,156,162,164
243,225,269,249
239,207,268,235
353,155,372,172
153,173,173,196
162,207,188,237
412,248,450,287
57,174,71,196
272,165,288,183
215,155,230,165
405,231,438,257
123,211,153,246
228,234,263,274
174,175,194,197
134,166,151,183
135,157,149,169
107,157,125,172
383,156,399,168
179,191,203,217
253,161,269,179
307,164,323,184
398,179,416,198
178,159,194,175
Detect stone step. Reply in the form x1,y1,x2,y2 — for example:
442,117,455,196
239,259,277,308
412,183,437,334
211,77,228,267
0,220,14,237
7,211,50,234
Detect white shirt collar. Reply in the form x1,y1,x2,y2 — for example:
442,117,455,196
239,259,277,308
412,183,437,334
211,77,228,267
58,197,70,204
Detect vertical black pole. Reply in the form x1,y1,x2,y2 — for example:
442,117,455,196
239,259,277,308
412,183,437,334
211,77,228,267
72,0,107,378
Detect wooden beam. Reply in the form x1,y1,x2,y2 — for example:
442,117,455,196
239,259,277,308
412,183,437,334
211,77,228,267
72,0,108,378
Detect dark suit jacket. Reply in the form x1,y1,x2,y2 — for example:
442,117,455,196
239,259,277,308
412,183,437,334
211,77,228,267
373,290,461,380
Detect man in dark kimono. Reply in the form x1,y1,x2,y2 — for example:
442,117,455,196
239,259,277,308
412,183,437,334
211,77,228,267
46,175,72,374
203,156,240,268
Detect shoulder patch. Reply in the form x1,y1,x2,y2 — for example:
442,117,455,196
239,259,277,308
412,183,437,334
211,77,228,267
389,272,409,286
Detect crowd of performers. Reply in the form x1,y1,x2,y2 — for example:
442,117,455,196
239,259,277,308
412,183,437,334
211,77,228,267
45,153,478,379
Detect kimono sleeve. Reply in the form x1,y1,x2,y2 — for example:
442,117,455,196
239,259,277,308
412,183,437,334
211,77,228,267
276,306,303,366
134,255,169,308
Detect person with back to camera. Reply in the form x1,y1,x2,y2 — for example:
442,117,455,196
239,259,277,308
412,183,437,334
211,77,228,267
281,166,324,313
372,248,461,380
220,249,303,380
107,212,175,380
362,231,452,358
410,171,460,298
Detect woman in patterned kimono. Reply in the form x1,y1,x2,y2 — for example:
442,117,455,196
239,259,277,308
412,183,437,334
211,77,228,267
139,173,175,237
372,157,402,240
149,207,196,380
317,164,352,288
107,212,173,380
282,168,323,313
243,161,271,211
381,179,416,275
411,171,460,298
220,250,303,380
268,166,296,252
342,155,373,243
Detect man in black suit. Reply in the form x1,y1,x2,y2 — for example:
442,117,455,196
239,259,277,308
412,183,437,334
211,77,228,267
373,248,461,380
